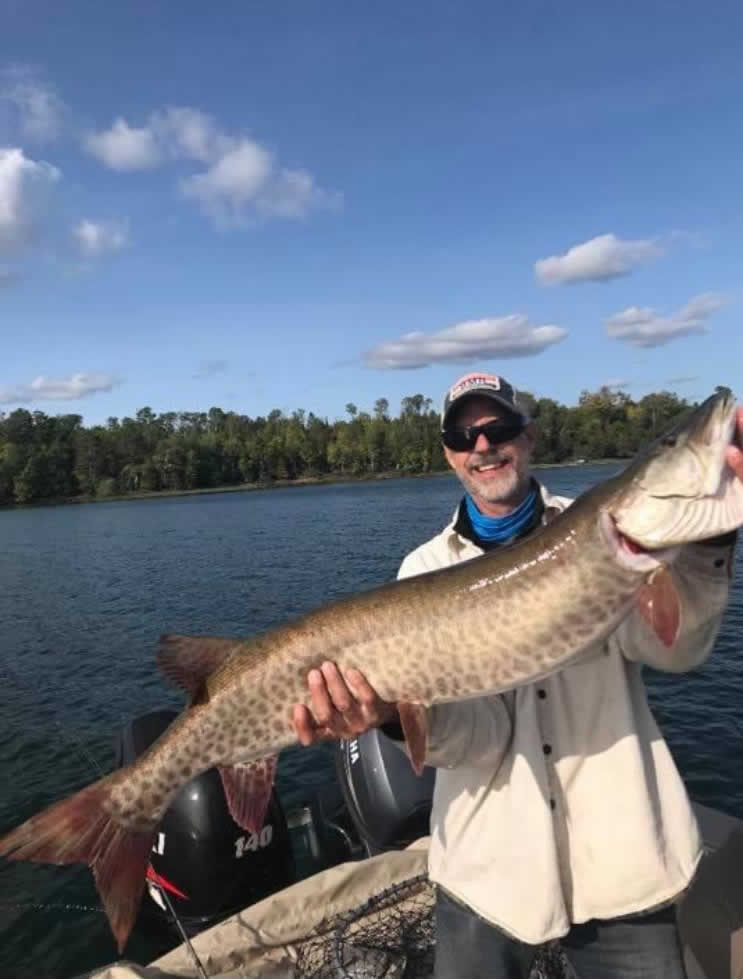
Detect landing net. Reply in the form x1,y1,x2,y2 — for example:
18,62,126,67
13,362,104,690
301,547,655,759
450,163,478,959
293,874,570,979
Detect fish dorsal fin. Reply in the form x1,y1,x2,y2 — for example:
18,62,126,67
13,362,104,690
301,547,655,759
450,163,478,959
156,635,240,700
398,702,428,776
634,567,681,648
218,758,277,834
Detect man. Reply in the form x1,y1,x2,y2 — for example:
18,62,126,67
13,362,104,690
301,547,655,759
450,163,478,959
292,371,743,979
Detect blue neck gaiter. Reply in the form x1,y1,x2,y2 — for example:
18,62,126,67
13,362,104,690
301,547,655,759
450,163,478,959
464,485,539,544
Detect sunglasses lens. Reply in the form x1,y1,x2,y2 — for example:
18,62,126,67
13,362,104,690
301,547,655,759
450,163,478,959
482,419,524,445
441,429,473,451
442,418,524,451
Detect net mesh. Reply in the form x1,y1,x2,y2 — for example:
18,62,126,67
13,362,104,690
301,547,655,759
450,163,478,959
293,874,571,979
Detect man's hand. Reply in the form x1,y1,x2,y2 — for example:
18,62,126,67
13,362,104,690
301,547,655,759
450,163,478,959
292,661,398,746
726,405,743,481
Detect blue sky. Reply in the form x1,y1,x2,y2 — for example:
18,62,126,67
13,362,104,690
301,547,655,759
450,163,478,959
1,0,741,425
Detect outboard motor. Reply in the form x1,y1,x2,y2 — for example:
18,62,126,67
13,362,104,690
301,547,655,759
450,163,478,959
115,709,296,937
335,728,435,856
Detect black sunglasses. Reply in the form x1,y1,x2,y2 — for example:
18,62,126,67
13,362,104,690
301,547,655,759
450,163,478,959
441,416,525,452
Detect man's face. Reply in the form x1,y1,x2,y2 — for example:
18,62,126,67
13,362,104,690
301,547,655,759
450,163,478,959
443,396,536,515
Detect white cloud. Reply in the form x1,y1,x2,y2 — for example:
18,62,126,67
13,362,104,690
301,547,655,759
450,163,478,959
86,107,232,169
85,105,340,224
181,139,271,208
74,219,129,255
257,167,340,219
605,293,730,347
84,118,161,170
0,66,65,142
0,147,60,255
535,233,664,285
151,106,232,163
363,314,567,369
0,372,118,404
180,141,339,224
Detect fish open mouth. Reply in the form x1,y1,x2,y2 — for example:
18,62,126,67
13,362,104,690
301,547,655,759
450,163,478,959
600,511,680,572
618,531,647,555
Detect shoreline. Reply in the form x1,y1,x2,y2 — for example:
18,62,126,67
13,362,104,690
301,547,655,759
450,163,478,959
0,459,626,511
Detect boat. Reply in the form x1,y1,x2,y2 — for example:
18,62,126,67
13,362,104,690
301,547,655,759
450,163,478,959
72,707,743,979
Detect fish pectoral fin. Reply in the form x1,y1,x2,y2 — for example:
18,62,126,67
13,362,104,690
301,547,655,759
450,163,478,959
156,635,240,700
218,758,277,834
398,702,428,776
634,567,681,648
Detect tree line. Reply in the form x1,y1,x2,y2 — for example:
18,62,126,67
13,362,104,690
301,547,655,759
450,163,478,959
0,387,713,506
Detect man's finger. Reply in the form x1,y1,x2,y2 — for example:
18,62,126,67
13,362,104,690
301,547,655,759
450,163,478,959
308,668,336,726
346,668,379,708
321,661,355,713
293,703,316,746
726,443,743,481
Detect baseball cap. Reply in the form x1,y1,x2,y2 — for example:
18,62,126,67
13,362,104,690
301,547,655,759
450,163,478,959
440,371,527,428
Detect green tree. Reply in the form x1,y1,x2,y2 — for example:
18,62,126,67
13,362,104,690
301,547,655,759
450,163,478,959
0,385,707,507
14,450,49,503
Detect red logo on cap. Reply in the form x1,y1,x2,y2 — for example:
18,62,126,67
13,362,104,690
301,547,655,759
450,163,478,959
448,373,502,399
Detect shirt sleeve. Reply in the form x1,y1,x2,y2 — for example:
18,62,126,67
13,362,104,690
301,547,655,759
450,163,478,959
614,535,737,673
423,696,514,770
397,545,441,579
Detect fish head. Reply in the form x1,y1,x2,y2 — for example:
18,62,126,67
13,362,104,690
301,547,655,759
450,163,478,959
609,389,743,549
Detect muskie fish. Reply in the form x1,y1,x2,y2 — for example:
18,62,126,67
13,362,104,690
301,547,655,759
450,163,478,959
1,391,742,953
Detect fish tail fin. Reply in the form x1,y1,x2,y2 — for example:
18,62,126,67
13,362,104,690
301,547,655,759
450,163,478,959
0,775,156,953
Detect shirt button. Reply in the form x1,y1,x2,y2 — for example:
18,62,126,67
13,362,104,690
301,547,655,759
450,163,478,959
537,689,546,699
543,744,552,756
550,799,556,810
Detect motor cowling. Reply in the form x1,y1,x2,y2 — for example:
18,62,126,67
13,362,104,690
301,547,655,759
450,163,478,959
335,728,435,856
115,709,296,934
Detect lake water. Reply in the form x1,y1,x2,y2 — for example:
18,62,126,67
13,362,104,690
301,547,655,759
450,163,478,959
1,467,742,978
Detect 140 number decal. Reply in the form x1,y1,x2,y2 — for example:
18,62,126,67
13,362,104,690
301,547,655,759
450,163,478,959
234,825,274,858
